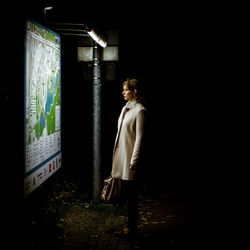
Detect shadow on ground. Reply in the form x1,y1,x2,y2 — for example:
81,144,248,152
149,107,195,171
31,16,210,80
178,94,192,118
23,170,201,249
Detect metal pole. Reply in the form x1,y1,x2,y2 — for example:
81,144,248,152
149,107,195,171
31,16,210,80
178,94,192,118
92,42,102,201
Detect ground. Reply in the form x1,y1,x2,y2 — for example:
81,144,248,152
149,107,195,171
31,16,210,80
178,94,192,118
23,170,201,249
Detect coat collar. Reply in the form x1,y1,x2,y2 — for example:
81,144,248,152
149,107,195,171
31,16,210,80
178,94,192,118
125,101,138,109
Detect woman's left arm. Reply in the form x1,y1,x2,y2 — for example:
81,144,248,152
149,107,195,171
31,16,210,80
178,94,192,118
130,109,146,169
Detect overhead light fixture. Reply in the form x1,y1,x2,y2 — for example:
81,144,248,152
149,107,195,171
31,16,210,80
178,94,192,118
51,22,107,48
44,6,53,15
87,29,107,48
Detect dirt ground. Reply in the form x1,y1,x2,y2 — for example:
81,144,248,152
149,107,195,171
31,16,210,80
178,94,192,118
23,170,201,249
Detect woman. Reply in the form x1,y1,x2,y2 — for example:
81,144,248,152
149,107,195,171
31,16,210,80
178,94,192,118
112,78,147,237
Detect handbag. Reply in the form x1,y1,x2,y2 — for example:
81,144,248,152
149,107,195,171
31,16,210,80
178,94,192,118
100,176,122,204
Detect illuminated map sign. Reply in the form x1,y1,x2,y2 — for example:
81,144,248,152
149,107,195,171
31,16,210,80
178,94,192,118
24,19,62,197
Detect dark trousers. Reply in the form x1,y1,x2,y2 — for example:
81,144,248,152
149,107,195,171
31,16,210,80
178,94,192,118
122,180,138,231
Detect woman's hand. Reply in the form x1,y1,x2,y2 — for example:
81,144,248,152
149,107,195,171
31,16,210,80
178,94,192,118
129,164,136,170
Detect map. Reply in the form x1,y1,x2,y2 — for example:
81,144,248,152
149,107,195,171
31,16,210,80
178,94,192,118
24,20,61,197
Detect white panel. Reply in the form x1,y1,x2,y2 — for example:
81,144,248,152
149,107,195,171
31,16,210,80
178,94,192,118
77,47,93,62
103,46,119,61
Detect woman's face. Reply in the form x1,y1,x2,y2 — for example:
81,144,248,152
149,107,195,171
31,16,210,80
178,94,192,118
122,84,135,102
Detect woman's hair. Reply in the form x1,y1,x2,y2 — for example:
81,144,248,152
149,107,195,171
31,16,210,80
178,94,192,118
123,78,145,104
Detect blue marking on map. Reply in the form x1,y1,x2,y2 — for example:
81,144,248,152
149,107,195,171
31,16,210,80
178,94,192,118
39,113,45,129
46,91,53,113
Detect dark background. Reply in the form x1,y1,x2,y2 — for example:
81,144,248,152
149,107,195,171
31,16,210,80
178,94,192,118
1,0,221,214
0,1,223,245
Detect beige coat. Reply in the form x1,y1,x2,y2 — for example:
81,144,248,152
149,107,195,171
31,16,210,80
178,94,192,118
111,103,147,180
